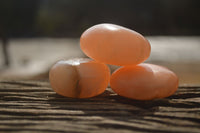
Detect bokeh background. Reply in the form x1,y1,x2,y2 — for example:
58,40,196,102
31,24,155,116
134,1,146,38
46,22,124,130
0,0,200,84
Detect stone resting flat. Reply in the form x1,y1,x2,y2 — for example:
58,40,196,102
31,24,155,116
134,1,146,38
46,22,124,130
0,80,200,133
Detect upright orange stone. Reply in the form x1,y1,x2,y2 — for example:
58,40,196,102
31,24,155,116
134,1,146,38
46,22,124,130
49,58,110,98
110,63,179,100
80,23,151,66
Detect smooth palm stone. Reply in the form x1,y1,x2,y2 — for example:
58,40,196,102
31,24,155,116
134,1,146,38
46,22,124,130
49,58,110,98
80,23,151,66
110,63,179,100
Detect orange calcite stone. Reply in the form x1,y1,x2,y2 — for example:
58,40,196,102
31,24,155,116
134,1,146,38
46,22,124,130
110,63,179,100
49,58,110,98
80,23,151,66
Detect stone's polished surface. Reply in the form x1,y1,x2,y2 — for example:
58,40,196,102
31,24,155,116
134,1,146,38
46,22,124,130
110,63,179,100
49,58,110,98
80,23,151,66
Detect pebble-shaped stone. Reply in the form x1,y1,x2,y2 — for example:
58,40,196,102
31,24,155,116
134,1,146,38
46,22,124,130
80,23,151,66
110,63,179,100
49,58,110,98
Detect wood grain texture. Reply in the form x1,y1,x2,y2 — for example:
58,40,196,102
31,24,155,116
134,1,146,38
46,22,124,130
0,81,200,133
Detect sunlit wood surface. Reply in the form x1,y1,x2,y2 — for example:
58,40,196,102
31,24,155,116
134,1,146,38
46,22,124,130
0,80,199,133
0,36,200,84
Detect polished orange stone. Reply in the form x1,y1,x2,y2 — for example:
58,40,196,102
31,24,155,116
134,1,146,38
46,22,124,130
80,23,151,66
49,58,110,98
110,63,179,100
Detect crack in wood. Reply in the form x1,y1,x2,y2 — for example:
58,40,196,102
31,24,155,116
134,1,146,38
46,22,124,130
0,80,200,133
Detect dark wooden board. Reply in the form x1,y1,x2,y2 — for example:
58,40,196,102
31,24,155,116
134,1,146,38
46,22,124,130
0,81,200,133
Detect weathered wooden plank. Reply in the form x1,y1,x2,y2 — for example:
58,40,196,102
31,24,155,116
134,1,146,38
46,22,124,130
0,80,200,133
